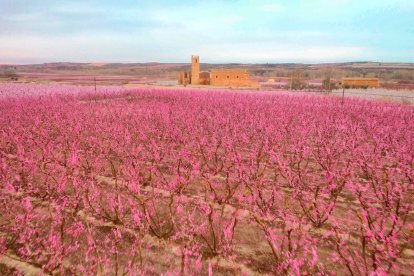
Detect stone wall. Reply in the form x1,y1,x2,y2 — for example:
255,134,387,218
199,71,210,85
178,71,191,85
210,69,253,87
342,78,380,88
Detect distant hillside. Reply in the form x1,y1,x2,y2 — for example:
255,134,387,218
3,61,414,84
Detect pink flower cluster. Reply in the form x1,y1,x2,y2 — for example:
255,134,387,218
0,84,413,274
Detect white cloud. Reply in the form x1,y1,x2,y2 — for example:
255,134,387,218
0,31,373,64
0,1,411,63
200,43,368,63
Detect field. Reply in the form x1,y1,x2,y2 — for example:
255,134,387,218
0,83,413,275
3,61,414,91
331,88,414,105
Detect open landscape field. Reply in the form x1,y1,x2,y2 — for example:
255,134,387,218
330,89,414,105
2,61,414,90
1,84,413,275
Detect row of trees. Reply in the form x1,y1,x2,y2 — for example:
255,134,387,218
0,84,413,274
256,66,414,82
0,69,18,81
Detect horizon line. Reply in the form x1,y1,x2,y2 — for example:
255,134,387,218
2,60,414,66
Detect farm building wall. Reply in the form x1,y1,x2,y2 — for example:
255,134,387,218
178,71,191,85
199,71,210,85
342,78,380,88
210,69,253,87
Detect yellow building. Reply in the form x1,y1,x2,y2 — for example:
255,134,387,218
342,78,380,88
210,69,253,87
178,55,255,87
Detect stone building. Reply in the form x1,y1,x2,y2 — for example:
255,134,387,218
341,78,380,88
178,55,255,87
178,55,200,85
210,69,253,87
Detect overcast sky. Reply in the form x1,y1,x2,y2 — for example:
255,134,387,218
0,0,413,64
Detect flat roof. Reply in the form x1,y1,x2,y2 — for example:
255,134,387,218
211,69,248,73
342,77,379,81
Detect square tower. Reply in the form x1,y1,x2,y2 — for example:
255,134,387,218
191,55,200,85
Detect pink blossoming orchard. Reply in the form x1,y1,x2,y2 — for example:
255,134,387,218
0,83,413,275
